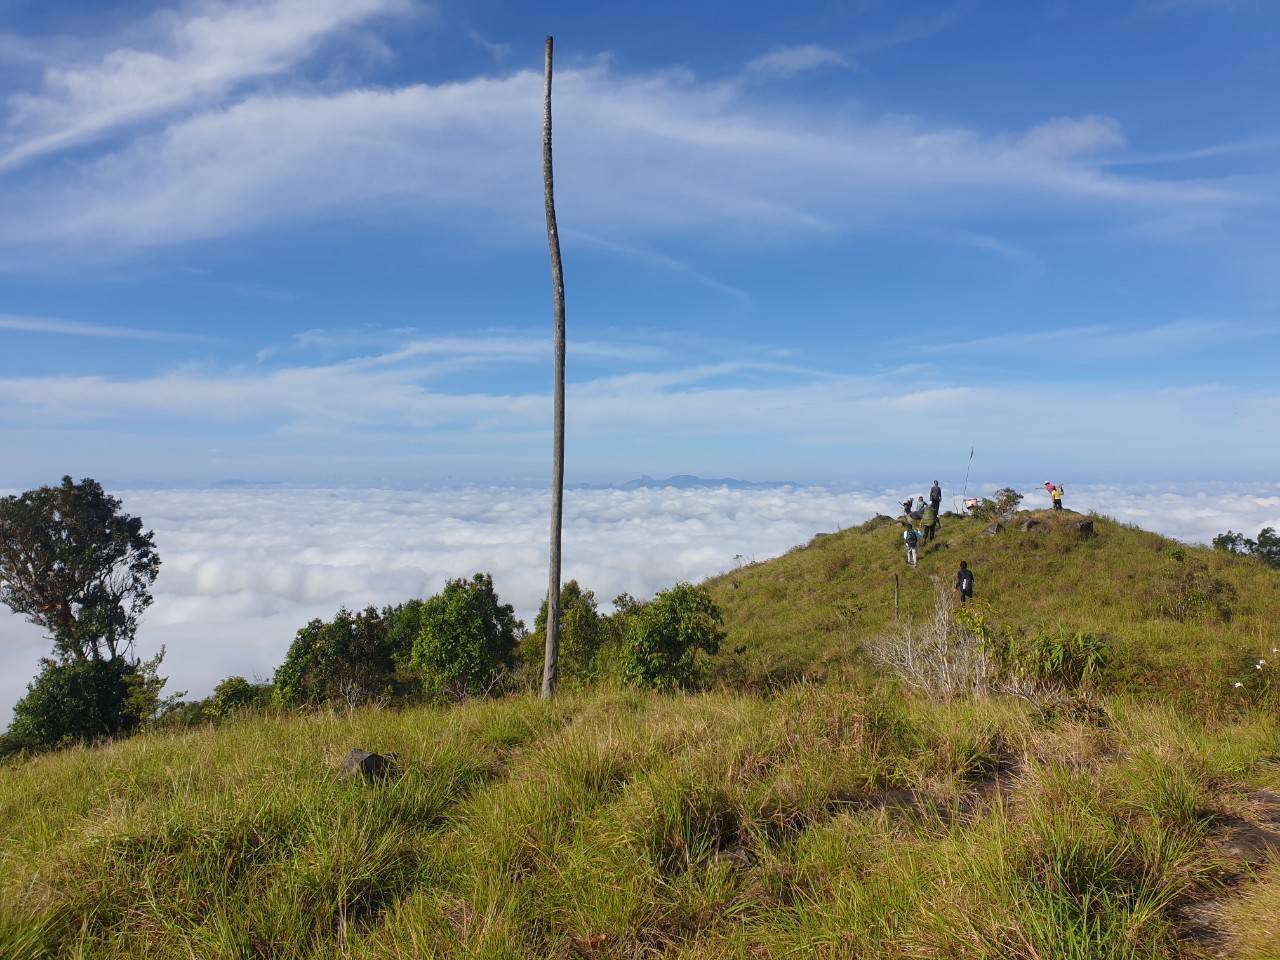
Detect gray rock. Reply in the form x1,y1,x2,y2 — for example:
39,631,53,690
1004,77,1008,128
338,748,397,782
979,522,1003,537
1020,519,1046,532
1071,519,1095,536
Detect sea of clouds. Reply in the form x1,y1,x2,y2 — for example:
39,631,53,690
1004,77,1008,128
3,482,1278,720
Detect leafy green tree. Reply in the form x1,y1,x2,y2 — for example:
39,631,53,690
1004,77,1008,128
207,676,273,720
274,606,406,708
1214,527,1280,569
3,651,169,755
0,477,160,662
276,604,396,711
621,583,724,691
408,574,522,697
530,581,605,683
973,487,1024,522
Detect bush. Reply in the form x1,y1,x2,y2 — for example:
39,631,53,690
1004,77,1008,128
207,676,273,720
1147,561,1236,622
3,653,168,755
868,582,998,699
621,583,724,691
1010,627,1107,689
408,573,522,697
972,487,1024,522
869,590,1106,701
274,606,409,708
527,581,606,685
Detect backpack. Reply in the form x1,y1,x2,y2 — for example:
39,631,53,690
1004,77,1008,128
904,528,919,547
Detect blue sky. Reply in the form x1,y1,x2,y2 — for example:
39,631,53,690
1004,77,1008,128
0,0,1277,487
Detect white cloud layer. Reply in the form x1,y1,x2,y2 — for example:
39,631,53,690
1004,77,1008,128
2,483,1276,722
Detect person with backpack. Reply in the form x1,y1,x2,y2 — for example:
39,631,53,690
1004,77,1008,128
903,525,919,567
955,560,974,603
929,480,942,515
921,502,939,544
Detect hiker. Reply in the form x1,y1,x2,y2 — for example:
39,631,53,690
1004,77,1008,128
1044,481,1064,511
901,497,914,516
921,502,938,544
903,525,919,567
955,561,974,603
914,495,927,516
929,480,942,515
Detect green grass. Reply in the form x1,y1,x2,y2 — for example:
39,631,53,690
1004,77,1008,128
706,508,1280,708
4,507,1280,957
3,687,1278,958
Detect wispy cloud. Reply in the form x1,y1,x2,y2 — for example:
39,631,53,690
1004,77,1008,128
0,313,210,342
956,232,1045,272
0,57,1251,257
569,231,752,303
467,30,511,63
744,44,850,79
0,0,411,172
922,318,1276,356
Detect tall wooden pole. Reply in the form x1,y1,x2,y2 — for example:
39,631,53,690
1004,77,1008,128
541,35,566,699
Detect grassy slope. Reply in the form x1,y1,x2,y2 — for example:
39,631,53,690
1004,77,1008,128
706,509,1280,707
4,509,1280,958
2,688,1279,959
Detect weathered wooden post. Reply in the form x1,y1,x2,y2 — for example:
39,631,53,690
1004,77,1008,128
541,35,567,699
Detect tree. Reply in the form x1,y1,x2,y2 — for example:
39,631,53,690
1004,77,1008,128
541,34,568,699
274,605,408,708
207,676,273,720
530,580,604,684
3,651,168,755
0,476,160,662
1213,527,1280,569
409,573,522,697
972,487,1024,522
621,583,724,691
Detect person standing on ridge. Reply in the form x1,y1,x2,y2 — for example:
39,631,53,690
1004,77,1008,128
955,561,974,603
929,480,942,515
1044,481,1064,511
914,495,927,516
903,525,919,567
921,501,939,544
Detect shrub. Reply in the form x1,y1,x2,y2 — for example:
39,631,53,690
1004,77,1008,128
1147,561,1236,622
868,581,998,699
3,652,168,755
870,590,1107,701
207,676,273,720
621,583,724,691
408,573,522,697
971,487,1024,522
274,606,405,708
1012,628,1107,688
528,580,606,685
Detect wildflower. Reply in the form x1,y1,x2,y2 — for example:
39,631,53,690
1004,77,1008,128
1234,681,1245,688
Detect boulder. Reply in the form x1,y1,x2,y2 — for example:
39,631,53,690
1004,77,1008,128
338,748,396,782
979,522,1003,537
1071,518,1096,536
1020,519,1046,532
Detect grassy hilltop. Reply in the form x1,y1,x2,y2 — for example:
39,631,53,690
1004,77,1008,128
707,508,1280,707
2,508,1280,959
